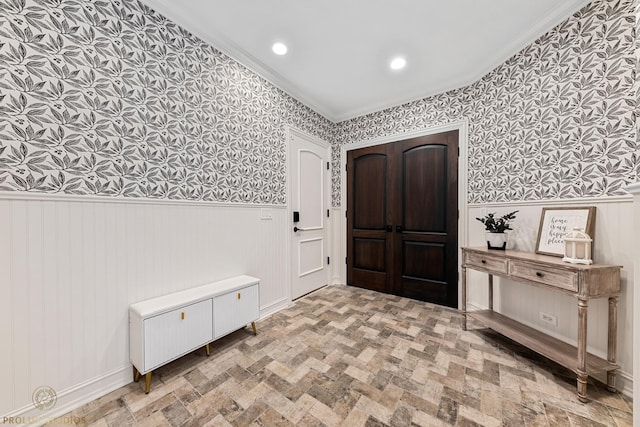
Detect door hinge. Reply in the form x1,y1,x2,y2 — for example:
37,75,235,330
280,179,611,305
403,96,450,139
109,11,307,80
345,210,347,218
345,163,348,172
457,209,459,219
457,147,460,157
327,209,330,218
327,256,330,265
327,161,330,170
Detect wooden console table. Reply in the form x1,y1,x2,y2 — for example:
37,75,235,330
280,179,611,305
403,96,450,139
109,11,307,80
461,247,621,402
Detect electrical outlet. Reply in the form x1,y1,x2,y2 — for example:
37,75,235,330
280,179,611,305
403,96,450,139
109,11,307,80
260,208,273,220
539,311,558,326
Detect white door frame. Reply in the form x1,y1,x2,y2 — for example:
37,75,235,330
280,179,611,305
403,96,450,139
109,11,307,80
286,126,331,302
339,119,469,308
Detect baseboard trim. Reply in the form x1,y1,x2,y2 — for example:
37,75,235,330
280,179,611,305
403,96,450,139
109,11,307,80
259,297,291,320
2,366,131,426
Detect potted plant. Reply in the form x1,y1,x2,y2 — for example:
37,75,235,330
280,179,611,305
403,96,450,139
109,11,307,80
476,210,518,250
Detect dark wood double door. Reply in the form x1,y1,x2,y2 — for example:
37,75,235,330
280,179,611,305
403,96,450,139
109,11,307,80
347,131,459,308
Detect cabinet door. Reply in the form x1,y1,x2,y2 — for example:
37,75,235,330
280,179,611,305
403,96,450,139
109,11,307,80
144,299,213,371
213,291,238,339
237,284,259,327
213,285,259,339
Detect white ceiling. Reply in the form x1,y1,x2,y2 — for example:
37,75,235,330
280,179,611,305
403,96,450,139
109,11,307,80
139,0,591,122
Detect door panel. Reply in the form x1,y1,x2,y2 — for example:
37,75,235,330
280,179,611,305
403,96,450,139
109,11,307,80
403,242,445,281
354,154,387,230
353,238,386,272
299,237,324,276
402,145,447,232
300,151,323,228
395,132,458,306
347,130,458,307
290,132,329,300
347,145,394,294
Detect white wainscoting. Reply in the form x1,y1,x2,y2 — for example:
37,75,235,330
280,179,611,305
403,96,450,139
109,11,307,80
467,196,634,396
625,182,640,425
329,207,345,285
0,194,290,419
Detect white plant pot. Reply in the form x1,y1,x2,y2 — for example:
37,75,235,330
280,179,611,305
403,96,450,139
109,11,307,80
486,232,507,250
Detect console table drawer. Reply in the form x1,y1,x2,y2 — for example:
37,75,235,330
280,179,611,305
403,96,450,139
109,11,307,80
464,251,508,274
510,261,578,292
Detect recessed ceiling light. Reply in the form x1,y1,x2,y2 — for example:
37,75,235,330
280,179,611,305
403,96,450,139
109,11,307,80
390,57,407,70
272,42,288,55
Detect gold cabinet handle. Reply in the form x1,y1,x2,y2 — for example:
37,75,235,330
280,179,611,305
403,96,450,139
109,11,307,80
181,312,185,320
237,292,241,300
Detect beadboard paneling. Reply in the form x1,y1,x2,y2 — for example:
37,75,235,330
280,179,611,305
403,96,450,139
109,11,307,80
467,198,634,395
0,196,289,417
631,187,640,426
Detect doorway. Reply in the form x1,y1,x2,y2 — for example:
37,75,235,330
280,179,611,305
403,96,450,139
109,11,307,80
346,130,459,307
289,129,330,300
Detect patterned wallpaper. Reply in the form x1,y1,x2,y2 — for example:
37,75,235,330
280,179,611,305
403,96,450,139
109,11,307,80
333,0,638,206
0,0,333,204
0,0,637,207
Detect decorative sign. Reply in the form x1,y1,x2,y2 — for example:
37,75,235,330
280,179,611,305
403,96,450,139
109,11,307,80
535,207,596,257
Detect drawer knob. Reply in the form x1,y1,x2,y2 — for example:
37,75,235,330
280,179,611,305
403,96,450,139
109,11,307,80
481,260,486,264
238,293,241,300
181,312,184,320
536,272,544,277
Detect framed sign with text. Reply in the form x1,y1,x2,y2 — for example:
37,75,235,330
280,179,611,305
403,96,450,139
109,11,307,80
535,206,596,257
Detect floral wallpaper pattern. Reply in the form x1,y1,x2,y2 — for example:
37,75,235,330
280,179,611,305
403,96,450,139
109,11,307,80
0,0,637,207
0,0,333,204
333,0,638,206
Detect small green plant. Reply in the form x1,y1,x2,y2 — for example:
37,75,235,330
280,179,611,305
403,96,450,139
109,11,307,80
476,211,518,233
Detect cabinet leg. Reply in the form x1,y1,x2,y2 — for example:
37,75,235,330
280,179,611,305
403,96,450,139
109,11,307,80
133,366,140,382
144,372,152,394
251,321,257,336
205,343,210,356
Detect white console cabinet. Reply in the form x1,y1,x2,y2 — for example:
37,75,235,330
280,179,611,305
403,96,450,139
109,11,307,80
129,275,259,393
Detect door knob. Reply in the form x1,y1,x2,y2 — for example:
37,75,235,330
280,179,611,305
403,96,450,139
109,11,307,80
386,225,392,232
294,226,308,232
396,225,403,232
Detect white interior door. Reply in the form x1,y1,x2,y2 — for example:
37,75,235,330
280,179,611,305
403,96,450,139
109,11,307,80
290,130,329,300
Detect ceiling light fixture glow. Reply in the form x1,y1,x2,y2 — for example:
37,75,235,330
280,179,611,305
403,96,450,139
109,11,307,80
272,42,288,55
390,57,407,70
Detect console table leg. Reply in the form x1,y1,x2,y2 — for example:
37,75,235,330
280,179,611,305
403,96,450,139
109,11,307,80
461,266,467,331
488,274,493,311
577,373,588,403
144,372,152,394
577,298,589,402
607,296,619,392
251,321,257,336
205,343,210,356
133,366,140,382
